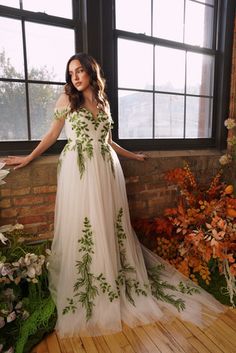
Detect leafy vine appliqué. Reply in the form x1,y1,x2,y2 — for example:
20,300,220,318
62,217,118,321
115,208,149,305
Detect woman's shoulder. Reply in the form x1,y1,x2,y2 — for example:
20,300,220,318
54,93,71,120
55,93,70,110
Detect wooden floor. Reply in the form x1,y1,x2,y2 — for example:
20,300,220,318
31,309,236,353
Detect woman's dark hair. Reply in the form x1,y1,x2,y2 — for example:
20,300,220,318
65,53,109,112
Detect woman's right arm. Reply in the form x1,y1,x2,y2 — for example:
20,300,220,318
4,93,69,169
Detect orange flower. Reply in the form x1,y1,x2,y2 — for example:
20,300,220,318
224,185,234,195
226,207,236,218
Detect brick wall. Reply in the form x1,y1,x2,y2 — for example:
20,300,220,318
0,150,223,238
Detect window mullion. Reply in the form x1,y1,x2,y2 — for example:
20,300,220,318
21,18,31,140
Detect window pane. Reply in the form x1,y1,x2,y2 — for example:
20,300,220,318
0,17,24,79
25,22,74,82
191,0,214,5
153,0,184,42
155,46,185,93
185,1,214,48
118,90,153,139
29,84,65,140
0,82,28,140
0,0,19,8
187,52,214,96
186,96,212,138
22,0,72,19
118,39,153,90
115,0,151,35
155,94,184,138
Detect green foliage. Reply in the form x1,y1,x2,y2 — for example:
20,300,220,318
0,229,56,353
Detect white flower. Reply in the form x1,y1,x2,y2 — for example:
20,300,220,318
15,301,23,310
0,224,14,233
22,310,30,320
45,248,52,256
0,232,8,245
4,347,14,353
0,162,9,185
219,154,233,165
6,311,16,323
27,266,36,278
13,223,24,230
224,118,236,129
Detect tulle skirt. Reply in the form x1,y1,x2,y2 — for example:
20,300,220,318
48,146,225,338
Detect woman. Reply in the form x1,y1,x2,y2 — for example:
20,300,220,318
5,53,225,338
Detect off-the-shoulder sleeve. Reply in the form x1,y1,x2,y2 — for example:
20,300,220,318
53,106,70,120
110,115,114,129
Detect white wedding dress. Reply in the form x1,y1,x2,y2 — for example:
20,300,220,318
48,107,225,338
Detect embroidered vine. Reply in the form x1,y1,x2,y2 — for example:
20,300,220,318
69,112,94,178
115,208,149,305
99,121,115,176
147,265,200,312
53,107,70,120
62,217,118,321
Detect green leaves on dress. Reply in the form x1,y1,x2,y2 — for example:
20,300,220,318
147,265,200,312
69,112,94,179
62,217,118,321
115,208,149,305
53,107,70,120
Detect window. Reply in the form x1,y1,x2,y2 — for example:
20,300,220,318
0,0,79,154
113,0,235,150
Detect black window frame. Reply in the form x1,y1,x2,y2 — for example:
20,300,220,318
0,0,84,155
106,0,236,151
0,0,235,154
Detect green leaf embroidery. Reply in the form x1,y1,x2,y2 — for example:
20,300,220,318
62,217,118,320
115,208,149,304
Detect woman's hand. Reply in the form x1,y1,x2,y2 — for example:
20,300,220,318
4,155,32,170
134,152,148,162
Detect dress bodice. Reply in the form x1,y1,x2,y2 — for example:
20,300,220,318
54,107,114,178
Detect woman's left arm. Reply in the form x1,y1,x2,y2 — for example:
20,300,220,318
108,131,148,161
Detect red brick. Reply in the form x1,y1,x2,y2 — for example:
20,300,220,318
44,194,56,203
47,213,55,222
0,198,11,208
0,218,16,226
18,204,55,217
33,185,57,194
17,215,48,224
13,195,44,206
1,208,18,218
0,189,11,197
11,187,31,196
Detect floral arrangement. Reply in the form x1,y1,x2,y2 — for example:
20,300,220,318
134,162,236,307
0,164,56,353
0,163,9,185
0,226,55,353
219,118,236,169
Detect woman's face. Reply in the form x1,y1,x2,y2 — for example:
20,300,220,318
68,59,90,92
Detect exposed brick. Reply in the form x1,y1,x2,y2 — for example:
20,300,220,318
0,198,11,208
13,195,44,206
0,218,16,226
44,194,56,203
33,185,57,194
18,204,55,217
0,189,11,197
1,208,18,218
47,213,55,222
11,187,31,196
17,215,48,224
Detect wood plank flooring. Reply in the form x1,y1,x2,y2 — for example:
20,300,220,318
31,309,236,353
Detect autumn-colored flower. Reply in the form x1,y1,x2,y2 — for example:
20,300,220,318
224,185,234,195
